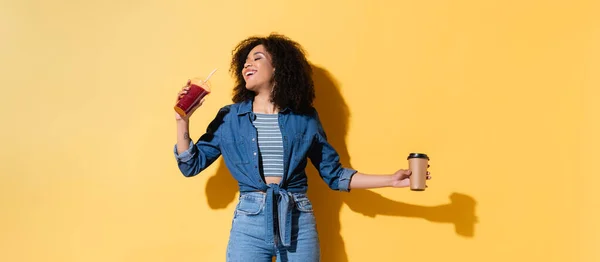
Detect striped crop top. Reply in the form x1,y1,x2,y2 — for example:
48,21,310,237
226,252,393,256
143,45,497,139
252,113,284,177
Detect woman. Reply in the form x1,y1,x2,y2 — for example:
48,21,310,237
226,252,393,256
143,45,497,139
174,34,431,262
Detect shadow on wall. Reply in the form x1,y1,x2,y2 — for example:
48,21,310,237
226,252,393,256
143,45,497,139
203,65,479,262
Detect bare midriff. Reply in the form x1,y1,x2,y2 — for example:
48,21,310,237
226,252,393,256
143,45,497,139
264,177,282,185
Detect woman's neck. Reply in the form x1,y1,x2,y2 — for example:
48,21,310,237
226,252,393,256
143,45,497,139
252,92,278,114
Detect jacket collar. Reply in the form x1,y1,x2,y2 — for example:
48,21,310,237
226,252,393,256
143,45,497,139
237,99,253,116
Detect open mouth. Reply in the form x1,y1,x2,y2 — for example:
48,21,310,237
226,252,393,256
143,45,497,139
245,70,256,77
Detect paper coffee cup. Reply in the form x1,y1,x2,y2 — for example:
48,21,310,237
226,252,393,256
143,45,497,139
408,153,429,191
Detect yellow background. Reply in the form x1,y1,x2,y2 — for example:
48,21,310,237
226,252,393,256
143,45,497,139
1,0,598,261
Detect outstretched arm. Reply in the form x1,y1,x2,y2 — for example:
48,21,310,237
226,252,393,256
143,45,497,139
349,169,431,189
308,108,432,191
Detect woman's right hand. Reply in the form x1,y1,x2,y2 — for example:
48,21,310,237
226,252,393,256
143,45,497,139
175,80,205,121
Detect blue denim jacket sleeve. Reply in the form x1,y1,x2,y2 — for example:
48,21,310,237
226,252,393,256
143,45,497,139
173,107,228,177
308,110,357,192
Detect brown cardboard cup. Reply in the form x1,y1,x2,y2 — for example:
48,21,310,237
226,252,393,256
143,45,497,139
408,153,429,191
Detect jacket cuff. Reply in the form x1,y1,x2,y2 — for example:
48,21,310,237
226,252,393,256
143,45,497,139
338,168,357,192
173,141,196,162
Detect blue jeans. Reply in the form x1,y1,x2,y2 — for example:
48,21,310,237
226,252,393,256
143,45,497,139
226,192,320,262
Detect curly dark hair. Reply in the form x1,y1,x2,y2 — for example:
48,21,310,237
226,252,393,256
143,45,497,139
230,33,315,114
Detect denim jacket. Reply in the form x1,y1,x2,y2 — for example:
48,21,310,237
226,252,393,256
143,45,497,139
173,99,356,246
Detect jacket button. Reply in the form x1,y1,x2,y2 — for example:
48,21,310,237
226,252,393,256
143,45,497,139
253,152,257,156
252,138,255,141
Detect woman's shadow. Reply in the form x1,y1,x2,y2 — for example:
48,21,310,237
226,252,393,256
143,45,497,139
204,65,478,262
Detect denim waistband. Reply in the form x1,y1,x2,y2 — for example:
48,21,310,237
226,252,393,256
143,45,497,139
239,191,307,199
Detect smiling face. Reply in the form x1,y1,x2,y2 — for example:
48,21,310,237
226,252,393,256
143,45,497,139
241,44,275,92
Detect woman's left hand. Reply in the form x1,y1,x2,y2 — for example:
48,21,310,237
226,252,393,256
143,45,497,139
390,169,431,188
